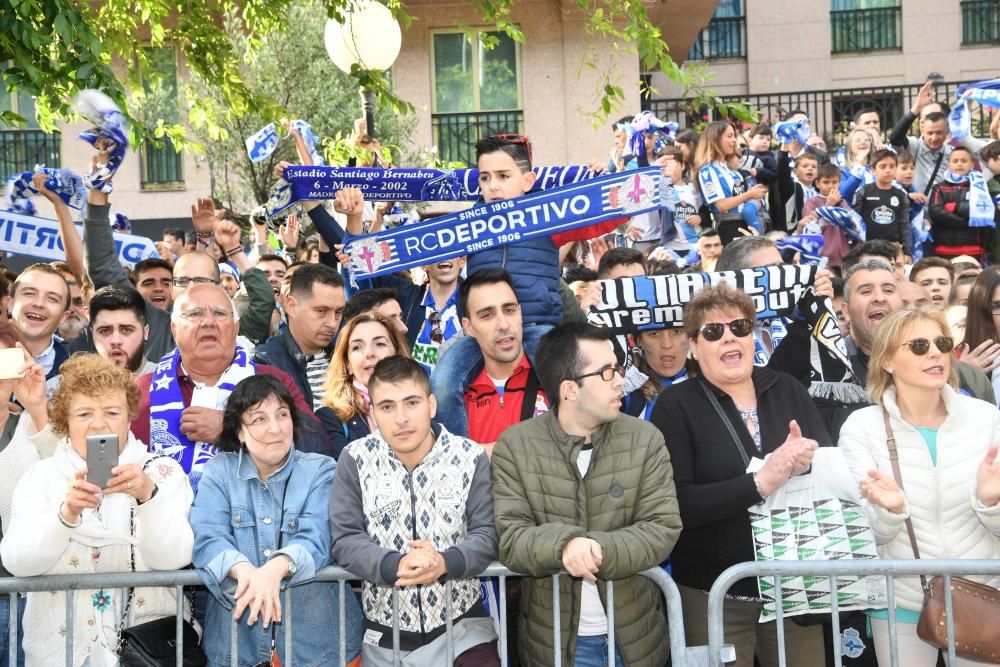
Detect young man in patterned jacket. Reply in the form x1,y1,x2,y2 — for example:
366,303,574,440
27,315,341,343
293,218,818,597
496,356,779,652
330,356,499,666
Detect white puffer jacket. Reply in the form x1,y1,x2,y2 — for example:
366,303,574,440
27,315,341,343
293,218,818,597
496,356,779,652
840,385,1000,612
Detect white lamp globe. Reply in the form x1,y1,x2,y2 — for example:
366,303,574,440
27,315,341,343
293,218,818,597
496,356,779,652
325,1,402,73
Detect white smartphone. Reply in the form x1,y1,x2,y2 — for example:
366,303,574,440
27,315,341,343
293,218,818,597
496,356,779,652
0,348,26,380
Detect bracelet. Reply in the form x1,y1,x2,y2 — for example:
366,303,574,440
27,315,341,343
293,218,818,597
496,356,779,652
752,471,769,501
57,503,82,529
225,246,244,258
137,484,159,506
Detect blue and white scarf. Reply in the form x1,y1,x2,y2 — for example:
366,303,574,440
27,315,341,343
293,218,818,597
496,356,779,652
816,206,866,242
343,167,671,282
628,111,678,159
265,164,598,218
944,170,996,228
148,346,256,491
776,234,825,265
246,122,279,163
772,118,811,147
6,167,86,212
949,78,1000,140
910,208,931,261
75,90,129,194
411,287,461,374
291,120,324,166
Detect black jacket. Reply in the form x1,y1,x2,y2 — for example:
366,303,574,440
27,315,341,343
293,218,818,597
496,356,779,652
316,406,370,460
928,179,984,250
254,330,333,410
650,366,831,596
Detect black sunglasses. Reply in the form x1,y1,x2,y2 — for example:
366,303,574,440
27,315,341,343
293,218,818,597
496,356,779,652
698,319,754,342
899,336,954,356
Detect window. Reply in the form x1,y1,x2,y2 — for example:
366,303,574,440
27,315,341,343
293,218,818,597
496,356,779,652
688,0,746,61
0,89,60,177
430,29,523,165
830,0,901,53
140,46,184,190
962,0,1000,45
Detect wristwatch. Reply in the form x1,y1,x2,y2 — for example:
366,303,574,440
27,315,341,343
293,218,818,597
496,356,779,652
283,555,297,576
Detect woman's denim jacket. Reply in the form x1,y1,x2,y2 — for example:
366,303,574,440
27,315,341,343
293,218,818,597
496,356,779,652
191,447,362,666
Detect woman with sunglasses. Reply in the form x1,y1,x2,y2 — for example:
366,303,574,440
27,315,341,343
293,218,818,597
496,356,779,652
650,283,830,667
840,308,1000,666
959,266,1000,405
191,374,363,667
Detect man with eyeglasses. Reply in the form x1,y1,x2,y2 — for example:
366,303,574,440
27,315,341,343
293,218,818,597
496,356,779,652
80,175,275,359
131,283,328,490
493,321,680,667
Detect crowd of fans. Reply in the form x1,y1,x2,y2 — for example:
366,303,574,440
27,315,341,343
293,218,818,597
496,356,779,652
0,78,999,667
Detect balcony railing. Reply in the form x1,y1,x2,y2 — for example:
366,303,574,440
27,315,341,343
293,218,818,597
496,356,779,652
830,6,902,53
141,138,184,190
962,0,1000,45
431,110,524,166
688,16,747,60
0,129,60,177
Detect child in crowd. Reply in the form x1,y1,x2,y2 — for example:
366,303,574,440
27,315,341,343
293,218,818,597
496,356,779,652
852,149,912,259
839,127,877,201
772,147,819,233
746,124,778,185
659,145,705,253
928,146,987,259
800,162,853,268
983,141,1000,261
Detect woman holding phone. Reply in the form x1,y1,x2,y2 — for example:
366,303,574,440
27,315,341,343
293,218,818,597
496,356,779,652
0,354,195,667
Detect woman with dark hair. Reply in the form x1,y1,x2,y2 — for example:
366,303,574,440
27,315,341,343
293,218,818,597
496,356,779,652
959,266,1000,405
695,121,769,245
317,310,411,459
650,283,829,667
623,326,693,420
191,374,363,667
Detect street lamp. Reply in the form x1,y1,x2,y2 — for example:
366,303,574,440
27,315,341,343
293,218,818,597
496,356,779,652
325,0,402,139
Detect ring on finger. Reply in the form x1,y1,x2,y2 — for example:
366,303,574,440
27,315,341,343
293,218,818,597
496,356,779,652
126,481,133,490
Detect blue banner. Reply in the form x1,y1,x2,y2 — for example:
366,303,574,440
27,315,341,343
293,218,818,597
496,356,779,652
265,164,599,218
344,167,669,281
0,209,158,266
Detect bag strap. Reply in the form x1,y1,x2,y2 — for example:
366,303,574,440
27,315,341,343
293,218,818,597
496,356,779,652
881,409,930,592
923,150,945,197
701,379,750,468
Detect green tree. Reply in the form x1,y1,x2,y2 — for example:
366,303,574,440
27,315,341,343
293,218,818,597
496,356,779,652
184,3,413,213
1,0,752,150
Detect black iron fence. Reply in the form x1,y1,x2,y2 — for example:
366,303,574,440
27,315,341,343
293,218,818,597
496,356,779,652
962,0,1000,45
830,6,902,53
431,110,524,166
688,16,746,61
0,129,60,178
644,80,992,143
141,138,184,189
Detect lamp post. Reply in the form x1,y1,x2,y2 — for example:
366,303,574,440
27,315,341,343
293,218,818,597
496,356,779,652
325,1,402,139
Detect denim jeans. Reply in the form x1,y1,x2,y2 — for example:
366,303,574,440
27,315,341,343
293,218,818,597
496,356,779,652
430,324,552,437
0,594,26,667
574,634,626,667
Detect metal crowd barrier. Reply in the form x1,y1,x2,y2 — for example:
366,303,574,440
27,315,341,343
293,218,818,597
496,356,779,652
706,559,1000,667
0,562,700,667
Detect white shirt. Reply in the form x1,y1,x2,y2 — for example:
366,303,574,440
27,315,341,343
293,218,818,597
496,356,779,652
576,445,609,636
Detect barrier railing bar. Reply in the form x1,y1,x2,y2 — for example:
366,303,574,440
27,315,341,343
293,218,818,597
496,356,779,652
229,610,238,667
886,576,898,667
284,585,293,667
552,574,561,666
65,588,73,667
7,592,16,667
445,580,454,666
498,574,508,667
829,575,841,667
175,585,184,667
773,575,786,667
606,580,616,667
943,574,956,666
391,585,400,667
338,579,346,667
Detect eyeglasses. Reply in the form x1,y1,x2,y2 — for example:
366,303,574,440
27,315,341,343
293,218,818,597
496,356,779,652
899,336,954,355
493,133,533,163
697,319,754,342
176,306,234,324
572,364,626,383
172,276,220,288
428,310,443,344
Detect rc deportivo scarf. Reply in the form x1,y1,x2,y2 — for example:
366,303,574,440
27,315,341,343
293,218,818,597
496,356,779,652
342,167,672,283
943,170,996,228
948,78,1000,140
147,346,256,491
75,90,129,193
265,164,600,218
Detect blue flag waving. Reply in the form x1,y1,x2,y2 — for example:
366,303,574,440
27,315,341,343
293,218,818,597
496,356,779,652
816,206,866,243
949,78,1000,140
246,123,279,163
776,234,825,264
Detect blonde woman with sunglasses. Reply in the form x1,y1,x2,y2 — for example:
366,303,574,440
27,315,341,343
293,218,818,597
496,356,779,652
840,308,1000,666
650,282,830,667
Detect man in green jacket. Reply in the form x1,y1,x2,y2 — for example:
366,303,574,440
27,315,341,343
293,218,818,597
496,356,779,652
493,322,682,667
